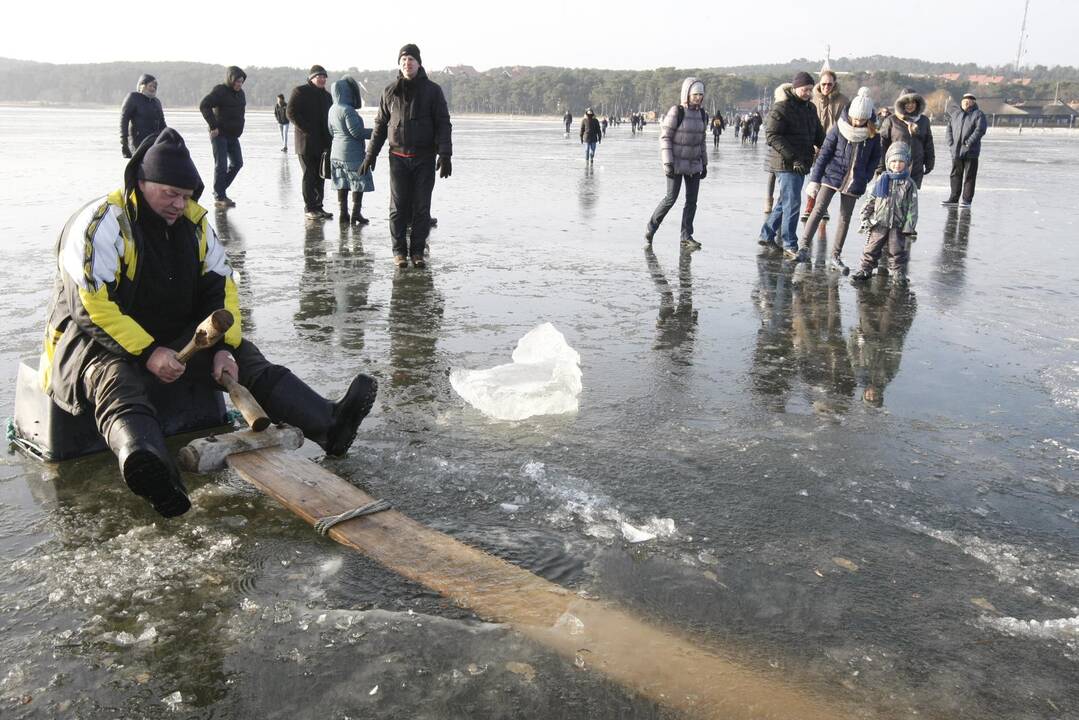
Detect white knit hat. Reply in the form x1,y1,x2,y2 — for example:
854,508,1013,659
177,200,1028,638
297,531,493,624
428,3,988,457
848,87,875,121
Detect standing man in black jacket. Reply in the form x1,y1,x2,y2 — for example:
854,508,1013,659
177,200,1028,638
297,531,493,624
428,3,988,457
360,44,452,268
199,66,247,208
120,73,166,158
758,71,824,262
288,65,334,220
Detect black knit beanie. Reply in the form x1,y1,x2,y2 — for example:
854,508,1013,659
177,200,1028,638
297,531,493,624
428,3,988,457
398,44,422,65
136,129,202,190
137,73,156,87
792,72,814,90
308,65,328,80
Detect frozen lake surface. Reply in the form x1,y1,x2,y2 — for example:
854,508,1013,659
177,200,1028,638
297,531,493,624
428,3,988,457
0,107,1077,719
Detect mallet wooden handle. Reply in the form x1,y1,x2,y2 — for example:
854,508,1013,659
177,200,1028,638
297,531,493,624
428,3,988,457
177,309,235,363
220,371,271,432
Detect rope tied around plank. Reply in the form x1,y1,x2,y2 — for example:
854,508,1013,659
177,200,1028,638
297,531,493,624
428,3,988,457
314,499,392,536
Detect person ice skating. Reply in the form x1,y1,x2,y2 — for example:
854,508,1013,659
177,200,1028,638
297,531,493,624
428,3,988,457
274,94,290,152
288,65,335,220
38,129,377,518
758,72,824,256
711,111,725,148
943,93,987,207
120,73,166,159
876,88,934,189
852,142,918,285
799,87,882,273
198,66,247,208
360,44,452,269
580,108,602,164
644,78,708,250
328,76,374,226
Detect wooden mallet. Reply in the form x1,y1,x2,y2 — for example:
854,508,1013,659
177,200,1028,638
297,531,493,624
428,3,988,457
178,310,271,432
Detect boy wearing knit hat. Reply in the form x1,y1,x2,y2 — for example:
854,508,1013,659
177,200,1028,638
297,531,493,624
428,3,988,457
361,44,453,268
38,128,378,519
799,87,882,272
852,141,918,285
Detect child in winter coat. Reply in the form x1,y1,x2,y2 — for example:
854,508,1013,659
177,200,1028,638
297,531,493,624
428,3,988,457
799,87,882,273
852,142,918,285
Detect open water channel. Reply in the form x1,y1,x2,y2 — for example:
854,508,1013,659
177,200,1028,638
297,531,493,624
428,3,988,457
0,107,1076,719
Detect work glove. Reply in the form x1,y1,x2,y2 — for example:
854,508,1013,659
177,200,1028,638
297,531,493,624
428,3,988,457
436,155,452,179
121,146,132,159
792,160,809,175
805,181,820,198
699,167,707,180
359,153,376,176
663,163,675,178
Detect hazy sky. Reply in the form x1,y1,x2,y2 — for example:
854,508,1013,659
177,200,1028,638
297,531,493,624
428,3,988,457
8,0,1075,71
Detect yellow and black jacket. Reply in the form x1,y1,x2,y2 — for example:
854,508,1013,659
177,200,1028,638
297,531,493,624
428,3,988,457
41,168,240,414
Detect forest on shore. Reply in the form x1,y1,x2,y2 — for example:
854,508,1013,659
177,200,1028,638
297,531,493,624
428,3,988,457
1,55,1075,116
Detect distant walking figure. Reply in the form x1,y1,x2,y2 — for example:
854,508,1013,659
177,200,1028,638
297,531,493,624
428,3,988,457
274,94,289,152
198,66,247,208
580,108,602,164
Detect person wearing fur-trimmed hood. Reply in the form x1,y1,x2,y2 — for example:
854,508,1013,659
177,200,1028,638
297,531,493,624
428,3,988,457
877,88,934,188
644,77,709,250
800,87,882,273
120,73,166,158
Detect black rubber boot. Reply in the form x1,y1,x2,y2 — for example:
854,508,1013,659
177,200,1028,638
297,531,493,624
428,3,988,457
338,189,350,225
264,372,377,457
107,415,191,518
351,194,369,225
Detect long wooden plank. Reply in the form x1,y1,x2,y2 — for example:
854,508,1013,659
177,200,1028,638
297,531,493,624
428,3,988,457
227,447,851,720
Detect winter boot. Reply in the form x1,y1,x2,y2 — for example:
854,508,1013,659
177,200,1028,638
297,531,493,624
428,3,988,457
107,415,190,518
351,194,369,225
828,255,849,275
850,269,871,284
264,372,378,457
800,196,815,223
338,190,350,225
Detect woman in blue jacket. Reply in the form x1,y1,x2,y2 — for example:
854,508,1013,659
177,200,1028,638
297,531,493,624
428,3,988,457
798,87,882,274
328,76,374,225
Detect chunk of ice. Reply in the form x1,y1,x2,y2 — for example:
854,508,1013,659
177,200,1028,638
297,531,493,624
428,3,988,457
450,323,582,421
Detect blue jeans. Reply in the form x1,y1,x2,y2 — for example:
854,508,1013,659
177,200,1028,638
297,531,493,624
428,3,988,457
211,135,243,200
584,142,597,162
278,122,289,148
760,171,803,250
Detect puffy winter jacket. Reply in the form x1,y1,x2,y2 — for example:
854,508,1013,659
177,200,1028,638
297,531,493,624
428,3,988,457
946,103,987,159
580,115,602,143
766,87,825,172
40,143,239,415
658,77,708,176
198,66,247,138
120,91,166,154
328,77,372,164
808,114,882,196
368,66,452,159
877,89,935,183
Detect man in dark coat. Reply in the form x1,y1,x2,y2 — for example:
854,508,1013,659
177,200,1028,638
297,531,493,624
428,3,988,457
40,129,377,518
759,71,825,260
288,65,335,219
943,93,988,207
198,66,247,208
120,73,166,158
580,108,602,164
361,44,452,269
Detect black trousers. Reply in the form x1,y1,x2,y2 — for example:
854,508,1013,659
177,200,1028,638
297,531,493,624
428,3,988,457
647,174,700,241
81,339,289,441
298,149,327,211
948,157,979,203
388,154,437,258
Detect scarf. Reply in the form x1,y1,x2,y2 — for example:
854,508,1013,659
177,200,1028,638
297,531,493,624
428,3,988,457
837,118,869,143
872,168,910,199
897,111,922,136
